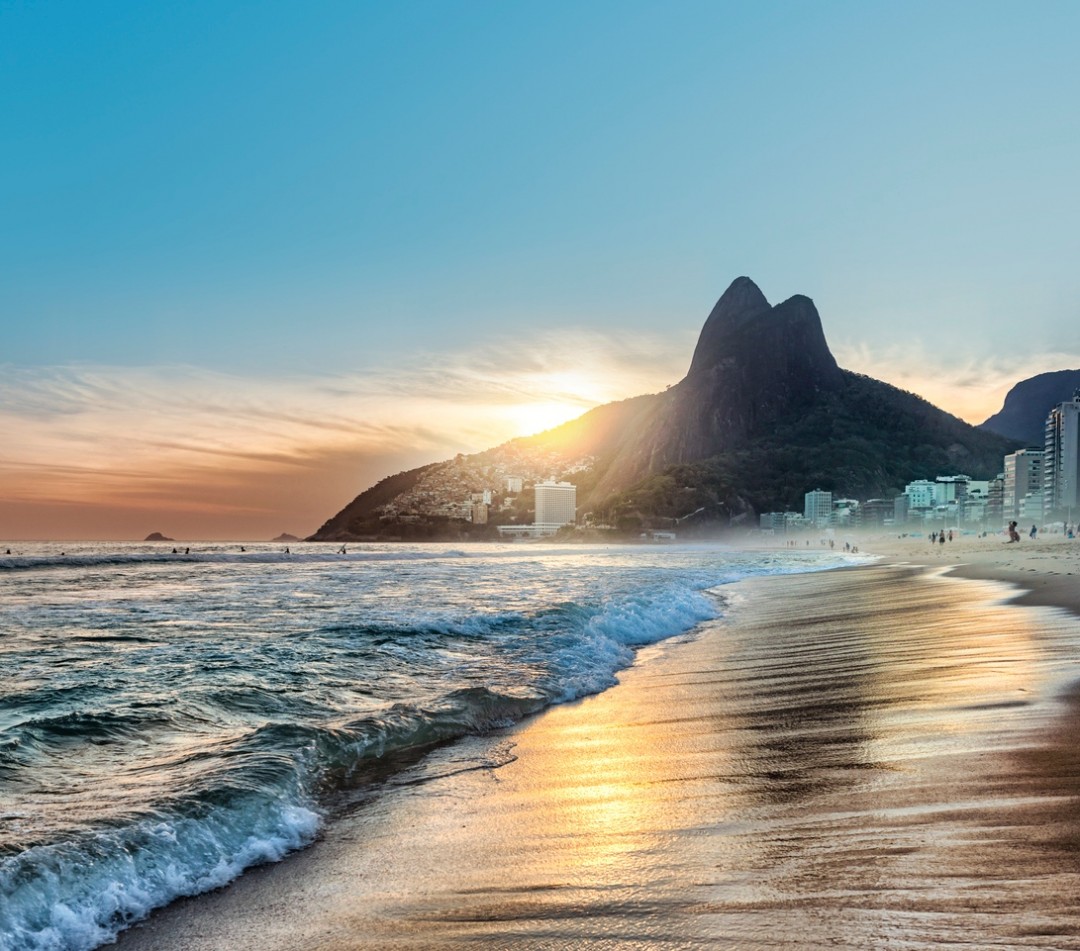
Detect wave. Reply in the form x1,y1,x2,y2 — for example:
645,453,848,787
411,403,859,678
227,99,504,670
0,548,857,950
0,684,550,951
0,788,318,951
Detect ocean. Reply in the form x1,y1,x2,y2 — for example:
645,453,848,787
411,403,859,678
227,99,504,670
0,541,858,951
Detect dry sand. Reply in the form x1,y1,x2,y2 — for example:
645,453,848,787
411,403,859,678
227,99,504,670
867,531,1080,615
115,536,1080,950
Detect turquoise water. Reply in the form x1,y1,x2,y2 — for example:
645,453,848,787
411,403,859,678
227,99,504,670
0,541,856,950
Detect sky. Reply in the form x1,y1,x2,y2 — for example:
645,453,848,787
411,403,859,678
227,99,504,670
3,1,1079,540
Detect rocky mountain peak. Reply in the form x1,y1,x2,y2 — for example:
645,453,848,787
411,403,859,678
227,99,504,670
311,277,1018,541
687,276,771,376
686,279,839,387
980,368,1080,444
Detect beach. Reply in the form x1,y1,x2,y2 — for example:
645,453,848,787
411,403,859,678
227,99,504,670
109,535,1080,950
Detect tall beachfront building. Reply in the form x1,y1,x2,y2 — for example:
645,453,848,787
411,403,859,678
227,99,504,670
804,489,832,527
1044,394,1080,520
1003,449,1044,522
904,479,938,511
534,481,577,533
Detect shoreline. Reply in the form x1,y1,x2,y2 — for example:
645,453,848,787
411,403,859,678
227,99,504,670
111,542,1080,950
859,532,1080,618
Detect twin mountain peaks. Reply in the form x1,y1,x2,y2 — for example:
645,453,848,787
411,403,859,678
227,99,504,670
312,278,1017,540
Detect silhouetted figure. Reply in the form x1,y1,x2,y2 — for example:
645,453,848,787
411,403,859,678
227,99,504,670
1030,524,1038,539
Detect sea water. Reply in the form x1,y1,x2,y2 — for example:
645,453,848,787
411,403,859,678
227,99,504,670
0,541,856,950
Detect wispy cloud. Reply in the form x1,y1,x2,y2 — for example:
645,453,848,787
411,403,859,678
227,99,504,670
0,329,691,538
16,324,1062,540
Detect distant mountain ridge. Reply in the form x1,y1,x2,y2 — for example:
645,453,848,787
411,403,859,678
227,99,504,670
979,369,1080,445
311,278,1019,540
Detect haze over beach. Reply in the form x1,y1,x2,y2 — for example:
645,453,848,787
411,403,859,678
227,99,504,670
6,5,1080,951
3,2,1079,540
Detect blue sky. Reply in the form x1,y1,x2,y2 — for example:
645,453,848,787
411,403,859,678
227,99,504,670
2,1,1079,538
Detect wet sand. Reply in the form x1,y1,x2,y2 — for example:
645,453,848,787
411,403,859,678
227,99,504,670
116,548,1080,950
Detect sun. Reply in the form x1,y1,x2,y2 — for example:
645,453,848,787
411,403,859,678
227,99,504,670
502,371,611,437
510,400,585,437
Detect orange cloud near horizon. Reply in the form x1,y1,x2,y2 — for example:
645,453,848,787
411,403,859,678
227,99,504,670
0,332,693,540
4,335,1074,541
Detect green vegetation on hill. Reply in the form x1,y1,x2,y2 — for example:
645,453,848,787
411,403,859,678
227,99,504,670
308,463,440,540
311,279,1022,542
594,373,1018,527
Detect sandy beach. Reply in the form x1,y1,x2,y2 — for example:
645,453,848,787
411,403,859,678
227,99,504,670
115,536,1080,950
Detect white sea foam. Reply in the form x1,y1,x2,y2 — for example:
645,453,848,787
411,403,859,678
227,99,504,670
0,796,319,951
1,542,858,951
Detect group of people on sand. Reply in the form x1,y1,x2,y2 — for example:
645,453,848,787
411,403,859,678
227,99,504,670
1004,522,1041,543
930,530,954,546
1003,521,1035,543
998,520,1080,543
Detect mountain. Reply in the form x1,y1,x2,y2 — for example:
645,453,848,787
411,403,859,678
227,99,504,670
979,369,1080,445
551,278,848,501
310,278,1019,540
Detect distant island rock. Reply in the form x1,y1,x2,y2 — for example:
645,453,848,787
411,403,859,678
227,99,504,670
271,533,300,542
144,532,174,542
311,277,1019,541
980,369,1080,445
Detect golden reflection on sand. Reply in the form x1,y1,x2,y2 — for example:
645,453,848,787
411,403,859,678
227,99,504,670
509,684,737,888
113,562,1080,951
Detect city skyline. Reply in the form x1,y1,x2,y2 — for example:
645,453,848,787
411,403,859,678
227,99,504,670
3,2,1079,539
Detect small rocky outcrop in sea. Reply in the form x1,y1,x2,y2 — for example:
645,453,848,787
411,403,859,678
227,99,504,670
144,532,174,542
272,533,300,542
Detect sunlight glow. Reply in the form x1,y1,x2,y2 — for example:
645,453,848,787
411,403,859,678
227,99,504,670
509,401,585,437
0,332,691,538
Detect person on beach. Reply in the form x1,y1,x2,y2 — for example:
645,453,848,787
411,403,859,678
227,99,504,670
1030,524,1038,539
1007,521,1021,543
938,532,946,547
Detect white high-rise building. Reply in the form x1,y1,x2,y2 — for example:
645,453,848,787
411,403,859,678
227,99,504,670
934,475,970,504
534,481,577,534
1044,394,1080,519
804,489,832,527
904,480,937,510
1003,449,1044,522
